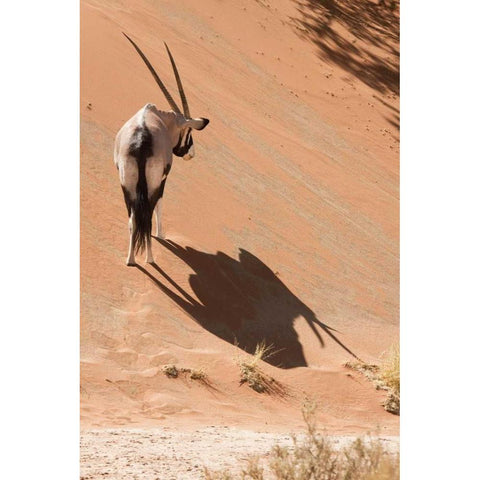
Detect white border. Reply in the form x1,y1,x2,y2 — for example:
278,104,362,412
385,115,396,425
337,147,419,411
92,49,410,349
2,2,79,479
402,0,480,477
2,0,479,478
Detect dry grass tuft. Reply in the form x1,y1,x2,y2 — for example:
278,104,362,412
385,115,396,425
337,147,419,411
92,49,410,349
344,361,380,386
378,344,400,414
204,402,399,479
344,343,400,415
238,342,285,395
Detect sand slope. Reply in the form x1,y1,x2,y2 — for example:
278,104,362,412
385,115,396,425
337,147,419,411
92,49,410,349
81,0,399,435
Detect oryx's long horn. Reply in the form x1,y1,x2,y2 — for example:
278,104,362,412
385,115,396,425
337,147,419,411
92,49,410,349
164,42,190,118
123,33,181,114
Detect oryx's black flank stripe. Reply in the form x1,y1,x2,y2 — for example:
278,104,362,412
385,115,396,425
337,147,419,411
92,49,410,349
148,163,172,212
127,123,154,254
121,185,132,215
158,163,171,200
164,163,172,177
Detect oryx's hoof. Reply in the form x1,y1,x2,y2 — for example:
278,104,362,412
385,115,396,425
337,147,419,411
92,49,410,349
126,259,137,267
146,257,155,265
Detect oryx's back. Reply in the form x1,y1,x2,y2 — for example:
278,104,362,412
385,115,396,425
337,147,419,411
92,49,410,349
115,104,170,197
115,104,166,165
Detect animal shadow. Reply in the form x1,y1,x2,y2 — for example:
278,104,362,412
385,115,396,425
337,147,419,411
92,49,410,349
137,239,358,368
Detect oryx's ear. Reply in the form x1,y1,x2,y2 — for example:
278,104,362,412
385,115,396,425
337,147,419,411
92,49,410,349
184,117,210,131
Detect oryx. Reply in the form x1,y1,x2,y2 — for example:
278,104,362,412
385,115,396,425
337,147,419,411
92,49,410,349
114,33,209,266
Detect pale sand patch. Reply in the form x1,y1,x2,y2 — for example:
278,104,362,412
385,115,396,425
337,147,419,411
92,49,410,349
80,427,399,480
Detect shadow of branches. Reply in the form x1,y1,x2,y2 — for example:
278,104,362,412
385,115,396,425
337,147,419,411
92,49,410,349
290,0,399,94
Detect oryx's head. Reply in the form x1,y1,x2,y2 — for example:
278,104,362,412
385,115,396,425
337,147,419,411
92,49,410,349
124,33,209,161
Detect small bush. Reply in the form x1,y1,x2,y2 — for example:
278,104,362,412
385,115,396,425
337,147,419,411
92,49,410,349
204,402,399,479
162,365,210,384
190,368,207,381
378,344,400,414
344,343,400,415
162,364,179,378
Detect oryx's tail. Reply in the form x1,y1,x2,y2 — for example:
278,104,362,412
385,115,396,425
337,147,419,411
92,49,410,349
131,180,152,255
128,124,154,254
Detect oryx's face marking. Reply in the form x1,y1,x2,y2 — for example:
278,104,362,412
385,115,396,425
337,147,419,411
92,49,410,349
173,127,194,159
172,117,209,160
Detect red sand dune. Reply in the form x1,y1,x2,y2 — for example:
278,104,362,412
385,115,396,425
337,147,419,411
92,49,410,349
81,0,399,435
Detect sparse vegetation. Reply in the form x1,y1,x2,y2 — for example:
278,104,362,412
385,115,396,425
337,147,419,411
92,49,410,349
378,344,400,414
162,364,209,383
238,342,284,395
344,361,379,381
162,364,179,378
204,402,399,480
344,343,400,415
189,368,208,381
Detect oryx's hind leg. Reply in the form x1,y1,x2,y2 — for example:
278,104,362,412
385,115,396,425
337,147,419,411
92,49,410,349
154,200,164,239
154,165,170,239
145,235,154,264
122,187,137,267
126,211,136,266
